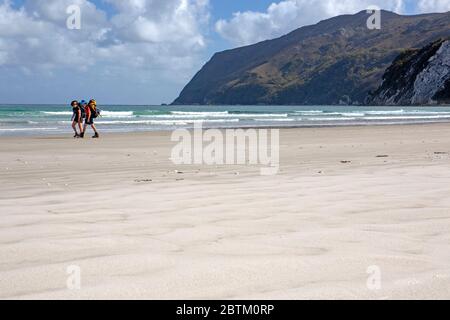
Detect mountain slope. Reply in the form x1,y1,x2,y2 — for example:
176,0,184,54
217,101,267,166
368,38,450,105
173,10,450,105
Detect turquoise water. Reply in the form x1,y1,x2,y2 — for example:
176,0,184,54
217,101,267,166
1,104,450,136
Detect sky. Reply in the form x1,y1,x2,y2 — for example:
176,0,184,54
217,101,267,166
0,0,449,105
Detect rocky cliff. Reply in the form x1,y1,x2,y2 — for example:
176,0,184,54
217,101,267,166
368,39,450,105
173,10,450,105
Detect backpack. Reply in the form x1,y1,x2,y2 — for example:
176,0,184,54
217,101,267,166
91,106,101,118
80,107,86,119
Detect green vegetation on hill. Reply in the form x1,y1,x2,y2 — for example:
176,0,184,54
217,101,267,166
173,10,450,105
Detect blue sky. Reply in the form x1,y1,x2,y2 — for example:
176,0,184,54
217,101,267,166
0,0,449,105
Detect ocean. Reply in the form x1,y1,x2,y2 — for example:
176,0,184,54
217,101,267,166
1,104,450,136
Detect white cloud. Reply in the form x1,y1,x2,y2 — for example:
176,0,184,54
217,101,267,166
107,0,209,46
418,0,450,13
0,0,103,70
216,0,407,47
0,0,210,93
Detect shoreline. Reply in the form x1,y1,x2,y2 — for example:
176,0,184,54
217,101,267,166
3,120,450,139
3,104,450,138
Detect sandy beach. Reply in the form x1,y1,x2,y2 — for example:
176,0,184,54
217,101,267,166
1,124,450,300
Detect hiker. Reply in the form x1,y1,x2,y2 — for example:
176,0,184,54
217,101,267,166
81,99,100,139
70,100,83,138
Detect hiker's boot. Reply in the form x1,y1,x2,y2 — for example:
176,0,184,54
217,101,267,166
80,132,85,138
92,132,100,139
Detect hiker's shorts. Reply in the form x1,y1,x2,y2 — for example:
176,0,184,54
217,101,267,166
85,116,95,125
